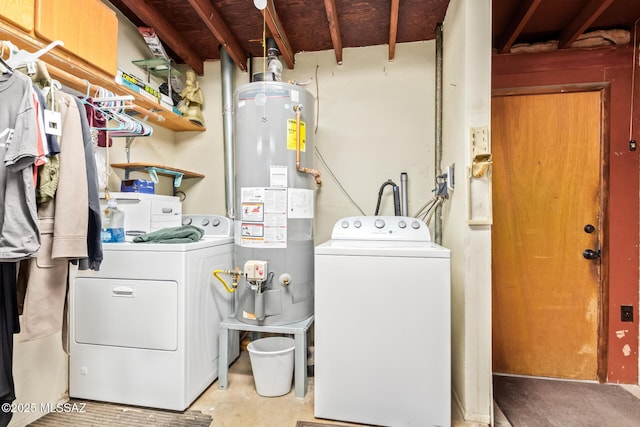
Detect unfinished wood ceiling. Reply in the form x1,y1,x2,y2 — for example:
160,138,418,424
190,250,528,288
106,0,640,75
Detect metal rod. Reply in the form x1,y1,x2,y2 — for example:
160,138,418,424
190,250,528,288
400,172,408,216
221,47,235,219
434,23,444,245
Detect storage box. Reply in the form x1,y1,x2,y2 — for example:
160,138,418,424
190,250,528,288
120,179,155,194
99,193,182,241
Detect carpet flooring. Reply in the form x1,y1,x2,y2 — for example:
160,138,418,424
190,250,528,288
28,400,212,426
494,375,640,427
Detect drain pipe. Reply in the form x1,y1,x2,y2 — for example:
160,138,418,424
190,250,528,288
434,23,443,245
221,47,235,219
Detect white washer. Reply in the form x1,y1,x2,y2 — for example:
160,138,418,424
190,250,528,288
314,216,451,427
69,214,239,411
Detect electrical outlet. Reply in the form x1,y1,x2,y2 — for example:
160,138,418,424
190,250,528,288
621,305,633,322
447,164,455,191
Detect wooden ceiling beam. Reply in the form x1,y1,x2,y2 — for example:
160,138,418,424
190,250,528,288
263,0,295,69
118,0,204,75
497,0,542,53
323,0,343,65
187,0,247,71
389,0,399,61
558,0,615,48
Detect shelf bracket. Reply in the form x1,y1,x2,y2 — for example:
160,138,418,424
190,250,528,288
145,166,184,189
125,137,137,164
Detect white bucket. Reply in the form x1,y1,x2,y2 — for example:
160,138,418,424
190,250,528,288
247,337,295,397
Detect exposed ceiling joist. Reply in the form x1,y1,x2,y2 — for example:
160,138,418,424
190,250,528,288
118,0,204,75
263,0,294,69
187,0,247,71
323,0,343,65
496,0,542,53
558,0,616,48
389,0,399,60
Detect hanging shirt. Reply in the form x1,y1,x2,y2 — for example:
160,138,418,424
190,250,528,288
0,72,40,260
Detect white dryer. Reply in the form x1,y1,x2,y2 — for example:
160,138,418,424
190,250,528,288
314,216,451,427
69,215,239,411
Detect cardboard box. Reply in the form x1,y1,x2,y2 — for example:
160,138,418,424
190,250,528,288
120,179,155,194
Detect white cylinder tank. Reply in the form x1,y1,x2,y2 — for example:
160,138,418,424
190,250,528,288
233,81,316,325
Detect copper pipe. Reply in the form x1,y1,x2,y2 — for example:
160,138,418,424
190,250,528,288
293,105,321,186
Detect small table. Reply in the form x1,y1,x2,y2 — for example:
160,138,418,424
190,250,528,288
218,315,314,398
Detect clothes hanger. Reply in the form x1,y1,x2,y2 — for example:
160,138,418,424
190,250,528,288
5,40,64,70
0,55,13,74
81,87,152,137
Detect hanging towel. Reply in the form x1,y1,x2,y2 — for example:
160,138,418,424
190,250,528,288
132,225,204,244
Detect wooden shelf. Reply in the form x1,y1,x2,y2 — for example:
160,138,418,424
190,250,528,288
111,162,204,190
0,21,204,132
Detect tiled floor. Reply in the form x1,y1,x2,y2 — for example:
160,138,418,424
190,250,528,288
189,349,493,427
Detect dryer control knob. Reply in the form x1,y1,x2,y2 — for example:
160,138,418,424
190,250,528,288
201,218,210,226
398,220,407,229
182,217,193,225
411,220,421,229
341,220,350,229
374,219,385,229
212,218,221,227
354,220,362,228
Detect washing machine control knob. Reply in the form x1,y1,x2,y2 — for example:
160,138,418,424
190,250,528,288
411,220,421,229
374,219,385,229
354,220,362,228
341,220,350,229
212,218,220,227
182,217,193,225
398,220,407,229
201,218,210,226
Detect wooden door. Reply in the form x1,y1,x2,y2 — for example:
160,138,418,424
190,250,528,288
491,90,603,380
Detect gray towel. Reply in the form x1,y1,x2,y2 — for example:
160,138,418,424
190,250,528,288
132,225,204,244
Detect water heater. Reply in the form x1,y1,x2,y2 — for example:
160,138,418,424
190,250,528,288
233,81,316,325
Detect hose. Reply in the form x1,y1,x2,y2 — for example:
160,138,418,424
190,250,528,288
374,179,401,216
213,269,239,293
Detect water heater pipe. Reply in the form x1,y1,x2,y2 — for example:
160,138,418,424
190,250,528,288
434,23,443,245
293,105,322,186
221,47,235,219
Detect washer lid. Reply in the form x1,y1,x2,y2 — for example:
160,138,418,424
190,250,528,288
330,216,432,242
315,239,450,258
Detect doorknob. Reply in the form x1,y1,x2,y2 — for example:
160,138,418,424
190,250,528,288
583,249,601,260
584,224,596,233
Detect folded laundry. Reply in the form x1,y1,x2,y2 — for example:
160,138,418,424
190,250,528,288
132,225,204,244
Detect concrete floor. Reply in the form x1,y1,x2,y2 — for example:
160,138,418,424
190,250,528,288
189,349,497,427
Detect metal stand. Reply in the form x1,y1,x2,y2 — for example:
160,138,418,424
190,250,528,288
218,315,314,398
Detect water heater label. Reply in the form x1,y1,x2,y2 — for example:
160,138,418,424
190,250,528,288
270,165,288,187
240,187,287,248
288,188,314,219
287,119,306,151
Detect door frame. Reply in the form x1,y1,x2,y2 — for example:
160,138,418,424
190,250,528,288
491,82,610,382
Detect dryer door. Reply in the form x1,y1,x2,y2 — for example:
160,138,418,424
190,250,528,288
74,278,178,351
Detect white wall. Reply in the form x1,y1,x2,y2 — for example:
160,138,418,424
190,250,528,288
176,42,436,244
442,0,493,424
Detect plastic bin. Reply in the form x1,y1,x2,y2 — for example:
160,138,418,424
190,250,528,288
247,337,295,397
